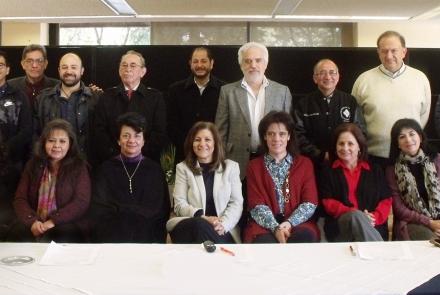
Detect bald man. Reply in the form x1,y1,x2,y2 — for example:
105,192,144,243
292,59,365,168
35,52,100,162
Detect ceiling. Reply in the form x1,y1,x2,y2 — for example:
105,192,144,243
1,0,440,23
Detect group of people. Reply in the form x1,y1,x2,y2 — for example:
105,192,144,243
1,29,440,244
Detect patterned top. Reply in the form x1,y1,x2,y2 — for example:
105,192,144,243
250,153,316,231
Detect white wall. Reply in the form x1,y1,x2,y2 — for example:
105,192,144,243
355,21,440,48
1,22,49,46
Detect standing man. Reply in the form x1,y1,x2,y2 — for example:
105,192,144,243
0,50,32,170
167,47,224,162
8,44,58,110
94,50,167,164
293,59,365,167
35,52,99,162
215,42,292,178
352,31,431,166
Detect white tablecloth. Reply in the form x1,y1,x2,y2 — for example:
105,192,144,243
0,241,439,295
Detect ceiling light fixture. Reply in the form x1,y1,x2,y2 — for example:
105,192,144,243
100,0,136,16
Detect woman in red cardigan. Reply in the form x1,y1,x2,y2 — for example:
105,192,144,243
244,111,320,243
9,119,91,242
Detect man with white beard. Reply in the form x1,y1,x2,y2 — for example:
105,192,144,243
35,52,99,162
215,42,292,179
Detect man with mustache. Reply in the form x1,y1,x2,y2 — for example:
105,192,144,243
94,50,167,164
35,52,99,162
215,42,292,179
166,46,225,162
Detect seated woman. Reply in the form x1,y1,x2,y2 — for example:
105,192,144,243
244,111,319,243
167,122,243,244
91,112,170,243
9,119,91,242
319,123,391,242
387,118,440,240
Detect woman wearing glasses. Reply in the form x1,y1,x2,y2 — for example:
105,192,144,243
244,111,320,243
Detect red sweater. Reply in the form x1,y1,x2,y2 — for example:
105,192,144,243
244,155,318,243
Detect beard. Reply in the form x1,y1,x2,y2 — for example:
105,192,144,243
191,68,211,80
61,74,80,87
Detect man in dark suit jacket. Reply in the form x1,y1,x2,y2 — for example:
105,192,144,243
167,46,225,162
8,44,58,112
94,50,167,164
215,42,292,178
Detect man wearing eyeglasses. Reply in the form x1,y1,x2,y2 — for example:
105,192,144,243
35,52,99,163
215,42,292,179
94,50,167,164
352,31,431,168
8,44,58,110
292,59,365,167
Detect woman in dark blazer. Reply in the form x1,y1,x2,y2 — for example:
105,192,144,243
319,123,391,242
9,119,90,242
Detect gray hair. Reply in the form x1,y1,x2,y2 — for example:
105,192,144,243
120,50,146,67
237,42,269,65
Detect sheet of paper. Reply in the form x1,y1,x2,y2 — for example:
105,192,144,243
39,241,100,266
356,242,413,260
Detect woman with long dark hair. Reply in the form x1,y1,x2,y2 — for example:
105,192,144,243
9,119,90,242
387,118,440,240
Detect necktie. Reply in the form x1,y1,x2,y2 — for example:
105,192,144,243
127,89,133,99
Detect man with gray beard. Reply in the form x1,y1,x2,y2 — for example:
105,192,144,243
35,52,99,162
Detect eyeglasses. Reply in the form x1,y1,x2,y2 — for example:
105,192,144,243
24,58,45,65
243,58,265,65
315,70,339,77
266,131,289,139
120,63,142,70
0,63,7,69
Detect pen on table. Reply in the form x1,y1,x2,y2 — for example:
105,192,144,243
349,245,356,257
220,246,235,256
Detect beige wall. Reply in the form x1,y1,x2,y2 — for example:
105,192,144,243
354,21,440,48
1,22,49,46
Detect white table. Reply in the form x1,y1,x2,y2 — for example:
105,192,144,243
0,241,439,295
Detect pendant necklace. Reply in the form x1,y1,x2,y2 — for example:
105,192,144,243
120,155,143,194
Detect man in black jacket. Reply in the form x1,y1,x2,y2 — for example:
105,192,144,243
0,50,32,170
291,59,365,168
166,47,224,162
94,50,167,164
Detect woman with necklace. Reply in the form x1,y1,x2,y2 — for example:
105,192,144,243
319,123,391,242
9,119,90,242
387,118,440,240
167,122,243,243
91,112,170,243
244,111,319,243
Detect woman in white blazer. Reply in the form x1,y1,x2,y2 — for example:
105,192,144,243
167,122,243,243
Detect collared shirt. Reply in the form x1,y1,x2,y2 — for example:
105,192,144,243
250,153,317,231
379,63,407,79
56,85,82,133
194,77,209,95
123,83,140,91
241,76,269,152
25,77,47,105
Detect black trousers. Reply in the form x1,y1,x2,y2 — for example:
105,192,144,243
170,217,234,244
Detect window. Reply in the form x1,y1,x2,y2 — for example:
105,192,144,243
59,23,150,45
151,22,247,45
250,22,350,47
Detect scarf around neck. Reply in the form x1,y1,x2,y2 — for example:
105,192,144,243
394,150,440,219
